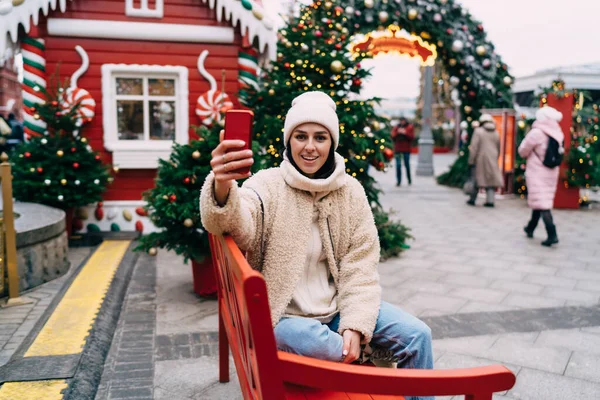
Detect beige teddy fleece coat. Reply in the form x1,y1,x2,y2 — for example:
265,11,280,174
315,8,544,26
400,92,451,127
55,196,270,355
199,155,382,343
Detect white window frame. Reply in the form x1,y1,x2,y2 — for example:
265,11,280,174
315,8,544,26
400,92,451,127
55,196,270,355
125,0,164,18
102,64,189,169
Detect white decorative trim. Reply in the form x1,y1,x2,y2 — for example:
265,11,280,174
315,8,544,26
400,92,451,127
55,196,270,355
1,0,276,64
102,64,189,169
125,0,164,18
48,18,235,43
201,0,277,60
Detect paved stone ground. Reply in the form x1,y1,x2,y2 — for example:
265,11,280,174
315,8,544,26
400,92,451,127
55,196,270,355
0,247,91,367
2,154,599,399
146,154,600,400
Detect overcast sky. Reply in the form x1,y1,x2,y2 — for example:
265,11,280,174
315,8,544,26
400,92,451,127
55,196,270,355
365,0,600,100
267,0,600,100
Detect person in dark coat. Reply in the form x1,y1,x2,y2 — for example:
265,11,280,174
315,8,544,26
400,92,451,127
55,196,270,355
6,113,25,151
391,117,415,186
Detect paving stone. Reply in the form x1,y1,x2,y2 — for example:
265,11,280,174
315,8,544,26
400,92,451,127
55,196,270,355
502,293,565,309
479,270,526,282
403,278,453,295
581,326,600,334
457,301,516,314
109,387,153,399
511,263,557,276
508,368,600,400
433,335,499,357
443,274,492,288
557,268,600,282
524,274,577,289
432,263,481,275
574,280,600,292
541,287,600,304
468,258,512,269
489,280,544,295
482,337,572,374
447,287,509,304
396,293,467,316
535,329,600,354
564,351,600,383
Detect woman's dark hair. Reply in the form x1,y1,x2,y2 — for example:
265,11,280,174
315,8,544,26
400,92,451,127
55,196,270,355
286,140,337,180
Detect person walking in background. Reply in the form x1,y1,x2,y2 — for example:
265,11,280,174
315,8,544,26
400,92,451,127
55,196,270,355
466,114,503,207
518,106,564,247
391,117,414,186
6,113,25,151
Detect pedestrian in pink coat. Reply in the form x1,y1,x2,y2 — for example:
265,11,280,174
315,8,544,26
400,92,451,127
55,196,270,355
518,106,564,246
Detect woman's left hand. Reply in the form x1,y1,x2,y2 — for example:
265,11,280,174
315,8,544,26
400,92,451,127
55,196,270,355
341,330,362,364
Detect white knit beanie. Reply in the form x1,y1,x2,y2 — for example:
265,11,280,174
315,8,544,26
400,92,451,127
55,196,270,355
283,91,340,149
536,106,563,123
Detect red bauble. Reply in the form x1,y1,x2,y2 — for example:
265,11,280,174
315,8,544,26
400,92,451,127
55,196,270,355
446,28,453,35
95,207,104,221
71,147,76,152
135,221,144,233
37,167,43,173
51,101,58,107
383,148,394,161
315,31,323,37
73,162,80,169
24,152,31,158
468,91,476,97
183,177,191,184
135,207,148,216
298,23,304,29
477,24,484,32
356,63,361,69
169,194,177,203
95,155,101,161
284,62,290,68
54,111,61,117
335,43,342,50
353,78,362,86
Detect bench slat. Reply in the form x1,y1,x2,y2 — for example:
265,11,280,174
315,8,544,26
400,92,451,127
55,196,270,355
209,234,516,400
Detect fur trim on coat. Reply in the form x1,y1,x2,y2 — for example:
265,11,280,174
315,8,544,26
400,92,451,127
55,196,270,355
200,167,382,343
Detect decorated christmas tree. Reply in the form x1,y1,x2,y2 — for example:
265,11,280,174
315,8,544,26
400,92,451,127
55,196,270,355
245,1,411,257
11,74,111,211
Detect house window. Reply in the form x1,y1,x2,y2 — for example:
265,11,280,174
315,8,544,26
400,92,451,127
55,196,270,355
102,64,189,169
125,0,164,18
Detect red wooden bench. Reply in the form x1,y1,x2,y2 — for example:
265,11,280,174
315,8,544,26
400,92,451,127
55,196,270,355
209,234,516,400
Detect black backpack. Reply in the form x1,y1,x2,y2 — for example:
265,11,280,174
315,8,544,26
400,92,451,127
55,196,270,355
542,136,563,168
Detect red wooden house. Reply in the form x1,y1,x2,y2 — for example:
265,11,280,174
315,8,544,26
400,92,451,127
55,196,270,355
0,0,276,232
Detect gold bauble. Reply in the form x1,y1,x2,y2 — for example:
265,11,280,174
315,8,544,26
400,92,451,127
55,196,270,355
57,150,64,157
464,105,473,114
364,0,374,9
330,60,344,73
123,209,133,221
378,11,389,23
192,150,201,159
252,8,263,20
80,137,87,143
12,0,25,6
285,41,292,48
408,9,418,20
518,120,526,129
183,218,194,228
448,58,457,67
148,247,158,256
503,76,513,86
372,121,381,130
60,179,67,185
296,59,303,66
324,1,333,8
475,45,487,56
268,89,275,96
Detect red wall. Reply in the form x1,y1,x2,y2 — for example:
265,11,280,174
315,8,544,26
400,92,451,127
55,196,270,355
37,0,243,200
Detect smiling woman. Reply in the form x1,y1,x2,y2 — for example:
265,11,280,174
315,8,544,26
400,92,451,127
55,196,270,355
288,123,334,178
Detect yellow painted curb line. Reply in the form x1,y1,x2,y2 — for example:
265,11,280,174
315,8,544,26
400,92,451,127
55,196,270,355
0,240,131,399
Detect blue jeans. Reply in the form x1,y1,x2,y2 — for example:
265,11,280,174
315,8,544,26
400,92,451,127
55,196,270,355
274,301,434,400
395,152,412,185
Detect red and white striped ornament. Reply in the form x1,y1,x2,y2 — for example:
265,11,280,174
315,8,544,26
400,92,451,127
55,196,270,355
195,90,233,126
63,87,96,124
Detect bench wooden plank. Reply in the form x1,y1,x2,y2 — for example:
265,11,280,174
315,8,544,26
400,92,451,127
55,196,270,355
209,233,516,400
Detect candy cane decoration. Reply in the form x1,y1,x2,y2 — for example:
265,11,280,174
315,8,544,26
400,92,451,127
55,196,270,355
21,36,47,138
238,46,259,106
63,46,96,129
195,50,233,126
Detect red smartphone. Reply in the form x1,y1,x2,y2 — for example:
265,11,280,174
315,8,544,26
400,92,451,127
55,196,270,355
223,110,254,175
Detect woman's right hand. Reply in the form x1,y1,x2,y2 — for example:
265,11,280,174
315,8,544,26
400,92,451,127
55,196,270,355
210,130,254,206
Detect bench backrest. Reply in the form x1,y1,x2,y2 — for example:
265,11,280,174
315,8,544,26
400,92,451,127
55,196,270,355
209,233,286,399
